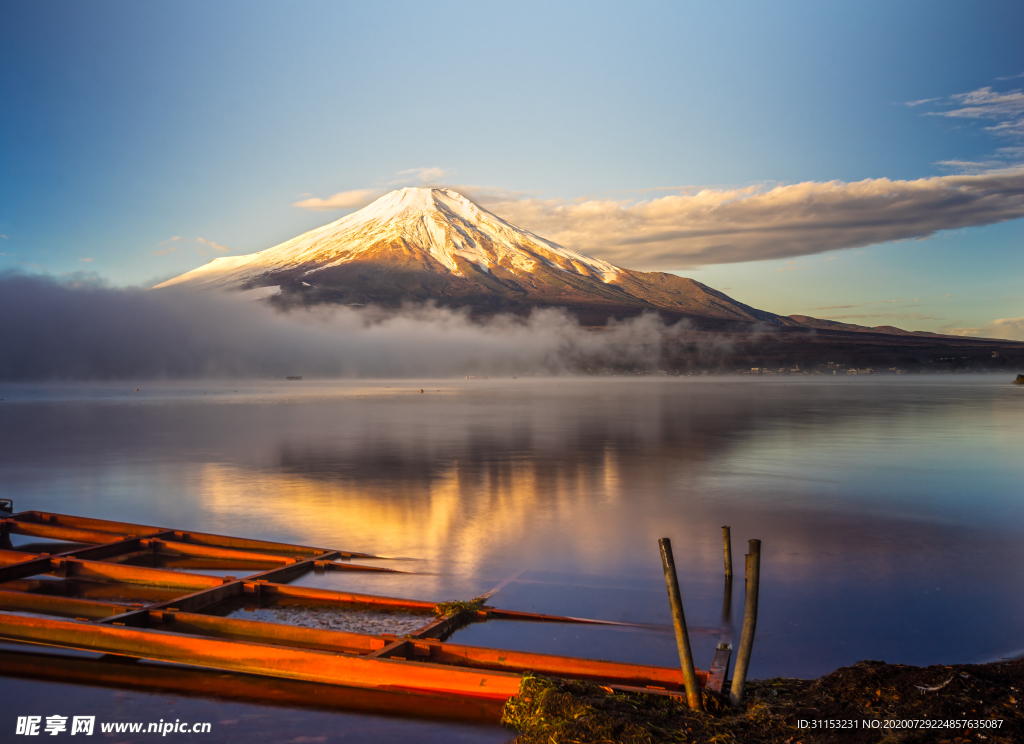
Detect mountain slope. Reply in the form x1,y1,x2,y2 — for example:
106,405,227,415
155,188,794,326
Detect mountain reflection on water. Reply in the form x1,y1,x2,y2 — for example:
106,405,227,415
2,377,1023,685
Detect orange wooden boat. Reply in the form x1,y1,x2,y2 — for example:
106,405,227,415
0,501,727,722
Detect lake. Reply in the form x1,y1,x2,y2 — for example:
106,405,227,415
1,376,1022,742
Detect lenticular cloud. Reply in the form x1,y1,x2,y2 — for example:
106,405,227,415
468,168,1024,269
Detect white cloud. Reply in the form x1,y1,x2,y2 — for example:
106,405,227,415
292,189,381,212
0,234,8,239
950,317,1024,340
905,97,940,107
294,168,453,212
470,168,1024,269
396,167,448,184
923,85,1024,140
196,238,232,253
822,313,941,321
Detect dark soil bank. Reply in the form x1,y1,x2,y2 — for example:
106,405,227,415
503,659,1023,743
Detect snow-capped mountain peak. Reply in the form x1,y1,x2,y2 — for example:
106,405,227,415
155,188,621,289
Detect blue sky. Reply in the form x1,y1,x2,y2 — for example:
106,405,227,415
2,0,1023,337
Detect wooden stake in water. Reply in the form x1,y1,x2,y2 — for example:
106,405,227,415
658,538,704,712
730,539,761,708
722,526,733,579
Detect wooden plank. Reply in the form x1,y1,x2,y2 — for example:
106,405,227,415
0,611,524,701
3,520,135,545
416,639,708,690
154,609,387,654
12,512,157,536
60,557,227,590
0,589,127,620
0,647,505,723
706,643,732,693
146,539,296,565
256,583,437,611
0,535,174,584
13,511,381,559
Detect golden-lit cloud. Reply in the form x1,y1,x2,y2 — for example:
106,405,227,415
949,317,1024,341
470,168,1024,270
196,237,231,253
396,166,448,184
78,257,94,262
154,236,233,256
292,188,381,211
294,169,450,212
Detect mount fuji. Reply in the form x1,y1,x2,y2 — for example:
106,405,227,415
154,188,790,327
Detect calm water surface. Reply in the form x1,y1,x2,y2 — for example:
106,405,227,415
1,377,1022,741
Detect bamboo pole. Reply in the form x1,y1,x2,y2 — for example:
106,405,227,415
721,576,733,625
722,526,733,579
729,539,761,707
658,538,704,712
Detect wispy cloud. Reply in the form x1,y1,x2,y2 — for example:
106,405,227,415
823,313,941,321
79,257,94,263
291,188,381,212
396,166,448,184
196,238,232,253
949,317,1024,340
0,234,8,239
914,81,1024,144
935,158,1008,174
470,168,1024,269
931,86,1024,138
293,168,453,212
154,236,233,256
808,299,904,312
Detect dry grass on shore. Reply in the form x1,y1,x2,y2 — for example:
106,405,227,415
502,659,1024,743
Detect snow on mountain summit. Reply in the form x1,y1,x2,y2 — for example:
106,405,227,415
154,188,621,290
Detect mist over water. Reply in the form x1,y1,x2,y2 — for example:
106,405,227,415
0,273,705,379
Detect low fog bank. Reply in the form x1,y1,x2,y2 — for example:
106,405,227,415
0,274,711,380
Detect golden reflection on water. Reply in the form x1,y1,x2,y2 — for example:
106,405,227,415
195,445,629,581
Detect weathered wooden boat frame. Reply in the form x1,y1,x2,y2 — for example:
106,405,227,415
0,504,726,721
